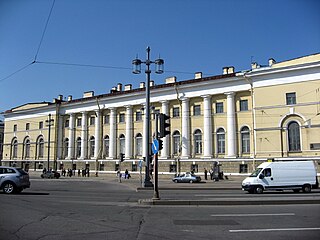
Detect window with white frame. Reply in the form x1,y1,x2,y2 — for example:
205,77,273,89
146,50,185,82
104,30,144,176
286,92,296,105
172,131,180,155
119,134,125,154
193,105,201,116
12,138,18,158
194,129,202,154
216,128,225,154
64,138,69,158
241,126,250,153
24,138,30,158
76,137,81,158
103,135,109,157
136,133,143,156
89,136,95,157
240,99,248,111
216,102,224,113
173,107,180,118
37,137,44,158
288,121,301,151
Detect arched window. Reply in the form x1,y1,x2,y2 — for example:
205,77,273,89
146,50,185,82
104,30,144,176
64,138,69,158
119,134,125,154
23,138,30,159
103,135,109,158
172,131,180,155
135,133,143,156
37,137,44,158
194,129,202,154
76,137,81,158
11,138,18,159
216,128,225,154
241,126,250,153
89,136,95,157
288,121,301,151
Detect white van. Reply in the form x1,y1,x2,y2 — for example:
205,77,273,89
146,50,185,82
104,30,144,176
242,161,318,194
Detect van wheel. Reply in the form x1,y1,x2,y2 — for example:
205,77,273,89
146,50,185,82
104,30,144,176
302,184,311,193
254,186,264,194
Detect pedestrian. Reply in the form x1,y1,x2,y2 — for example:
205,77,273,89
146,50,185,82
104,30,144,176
78,169,81,177
204,168,208,180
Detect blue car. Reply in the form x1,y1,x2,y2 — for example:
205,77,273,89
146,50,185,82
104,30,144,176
172,172,201,183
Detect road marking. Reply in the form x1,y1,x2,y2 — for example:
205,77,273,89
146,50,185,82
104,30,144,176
211,213,295,217
229,227,320,233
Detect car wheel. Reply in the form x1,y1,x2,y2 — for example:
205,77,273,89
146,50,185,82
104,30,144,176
254,186,264,194
189,180,193,183
3,182,16,194
174,180,178,183
302,184,311,193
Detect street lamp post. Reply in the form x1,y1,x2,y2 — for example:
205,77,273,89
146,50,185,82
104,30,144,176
132,47,164,187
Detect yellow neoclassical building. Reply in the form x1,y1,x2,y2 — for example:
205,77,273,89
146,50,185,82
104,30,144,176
2,53,320,175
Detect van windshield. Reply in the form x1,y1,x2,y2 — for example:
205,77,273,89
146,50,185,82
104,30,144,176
249,168,262,177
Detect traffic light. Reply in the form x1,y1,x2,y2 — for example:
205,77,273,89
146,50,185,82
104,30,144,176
158,139,163,151
159,113,170,138
120,153,125,162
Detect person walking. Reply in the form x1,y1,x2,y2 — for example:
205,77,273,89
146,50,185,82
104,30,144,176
204,168,208,180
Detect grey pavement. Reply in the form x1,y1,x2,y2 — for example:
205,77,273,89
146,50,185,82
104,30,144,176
28,171,320,206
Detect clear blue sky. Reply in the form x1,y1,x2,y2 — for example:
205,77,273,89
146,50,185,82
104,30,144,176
0,0,319,116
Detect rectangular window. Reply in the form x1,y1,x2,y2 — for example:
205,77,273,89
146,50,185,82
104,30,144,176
216,102,224,113
193,105,201,116
239,164,248,173
132,163,137,172
240,99,248,111
65,119,69,128
26,123,30,130
104,115,109,124
90,116,95,125
191,164,199,173
13,124,17,132
39,121,43,129
286,92,296,105
169,164,177,173
99,164,105,171
119,113,125,123
173,107,180,118
77,118,82,127
136,111,142,121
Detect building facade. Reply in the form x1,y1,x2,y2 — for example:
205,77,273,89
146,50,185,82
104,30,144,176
2,53,320,175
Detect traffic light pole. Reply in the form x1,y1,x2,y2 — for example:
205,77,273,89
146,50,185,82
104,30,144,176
153,113,160,200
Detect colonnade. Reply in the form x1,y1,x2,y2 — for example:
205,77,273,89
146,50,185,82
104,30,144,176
59,92,237,160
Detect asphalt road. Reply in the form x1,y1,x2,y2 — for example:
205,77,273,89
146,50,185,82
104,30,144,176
0,176,319,240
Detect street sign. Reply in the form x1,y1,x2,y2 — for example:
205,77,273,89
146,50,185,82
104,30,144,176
152,139,159,154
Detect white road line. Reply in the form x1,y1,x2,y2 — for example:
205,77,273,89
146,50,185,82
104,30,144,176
229,227,320,233
211,213,295,217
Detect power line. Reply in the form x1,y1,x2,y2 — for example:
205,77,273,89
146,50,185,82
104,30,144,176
34,0,56,61
0,62,35,83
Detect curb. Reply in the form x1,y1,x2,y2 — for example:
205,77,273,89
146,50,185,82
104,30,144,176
136,187,240,191
138,198,320,206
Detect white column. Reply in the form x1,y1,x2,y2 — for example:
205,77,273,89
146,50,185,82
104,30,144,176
202,95,212,158
160,100,170,158
80,112,88,159
181,98,190,158
67,113,75,159
109,108,117,159
125,105,133,158
56,114,63,159
226,92,237,157
94,110,101,159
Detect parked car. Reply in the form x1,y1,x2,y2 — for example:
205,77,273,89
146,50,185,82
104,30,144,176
41,170,60,179
172,172,201,183
0,166,31,194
